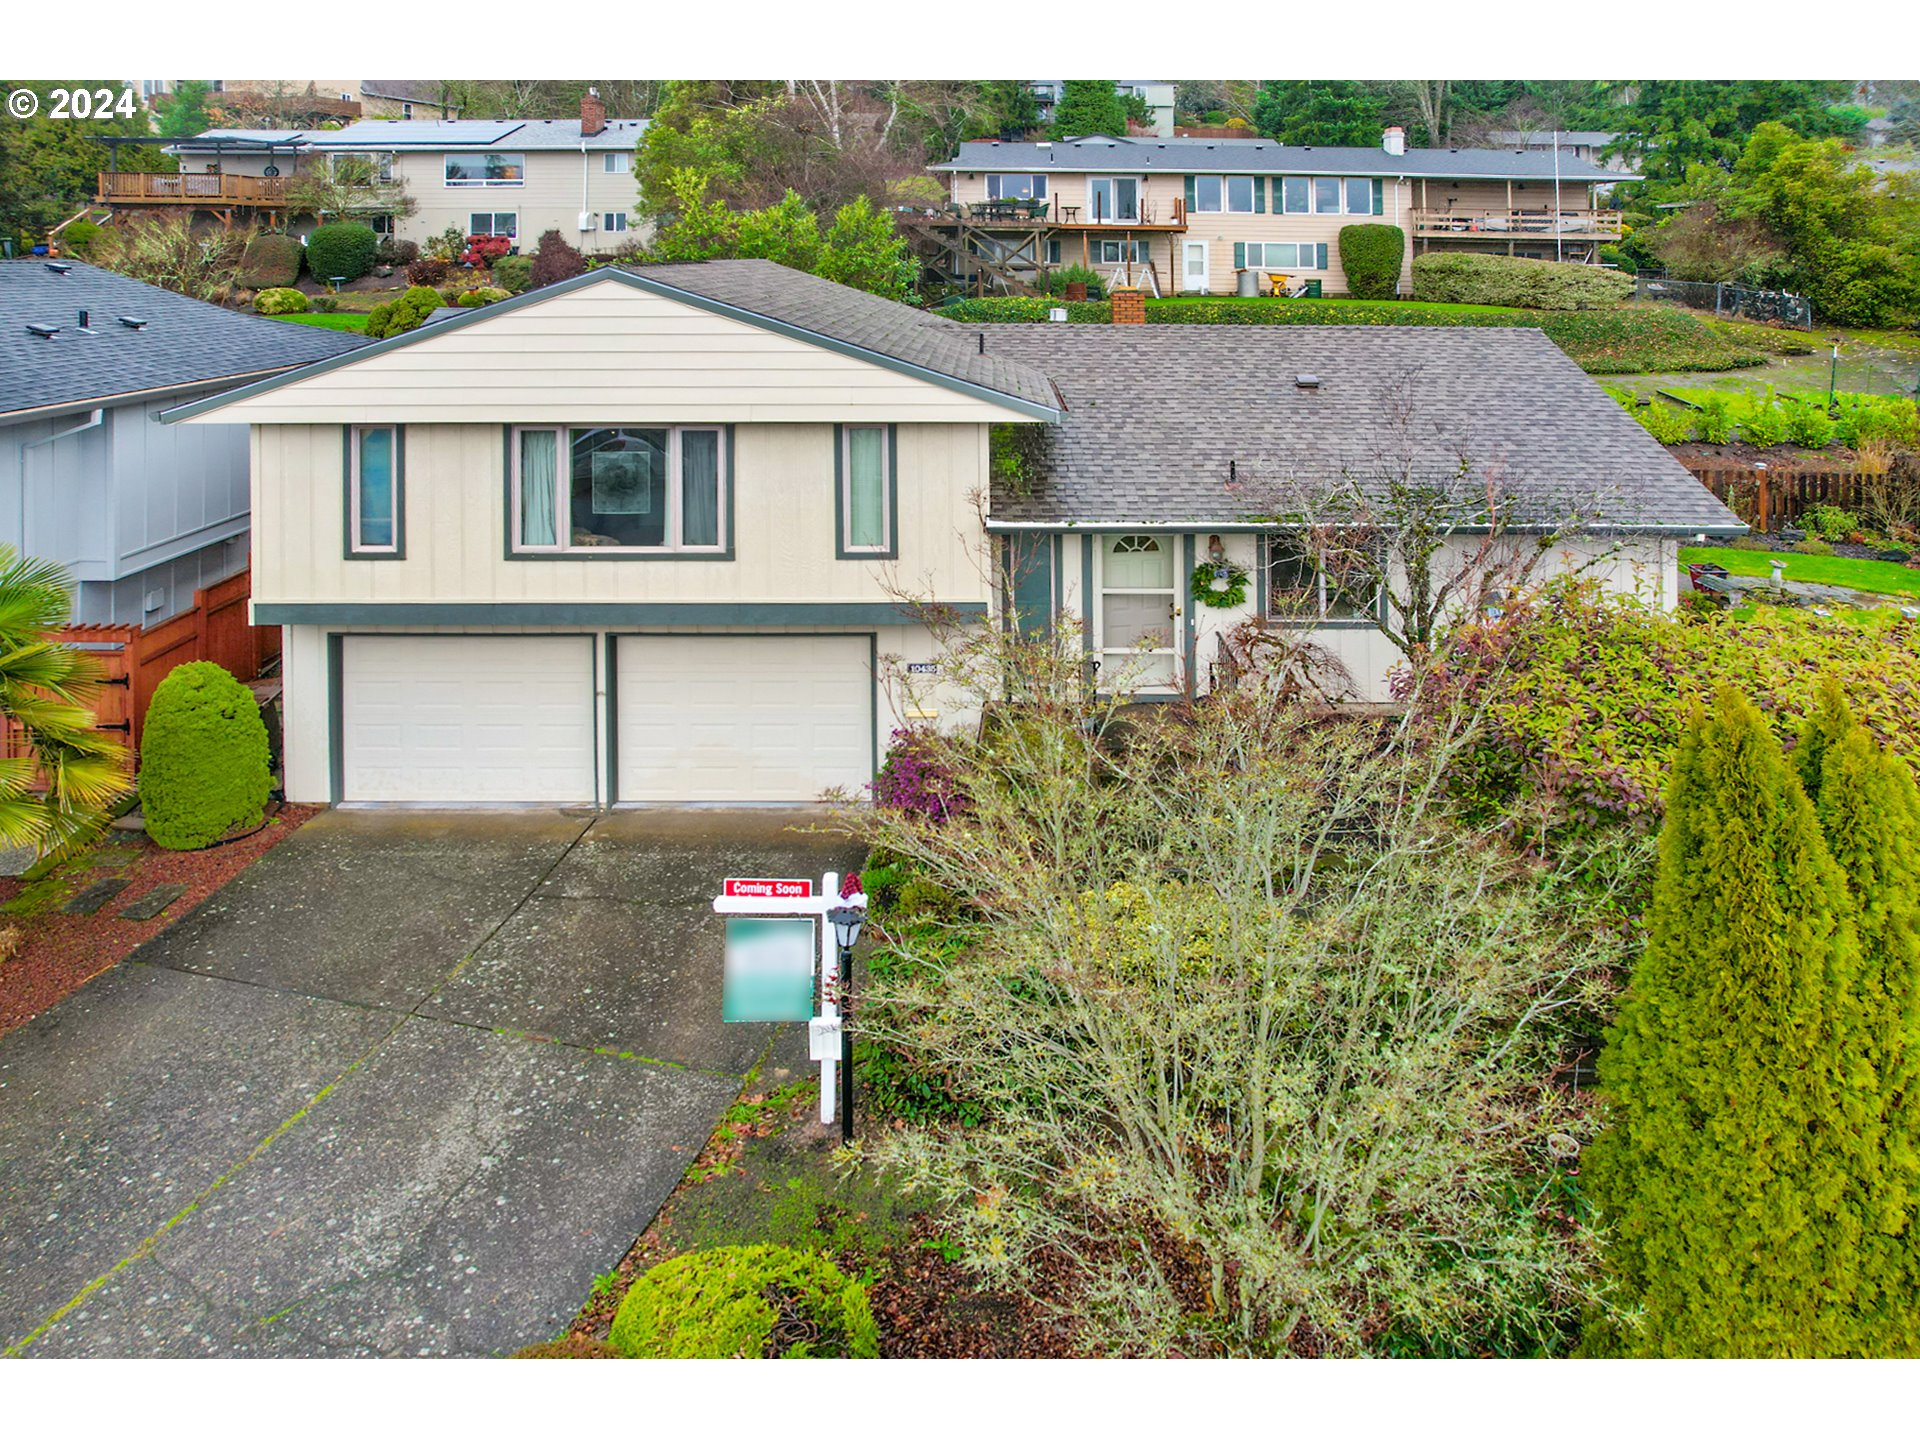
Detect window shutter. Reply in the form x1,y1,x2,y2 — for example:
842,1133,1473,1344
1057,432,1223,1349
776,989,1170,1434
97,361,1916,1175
1372,178,1384,215
1253,176,1266,213
1233,242,1246,270
1184,174,1196,210
1317,243,1329,270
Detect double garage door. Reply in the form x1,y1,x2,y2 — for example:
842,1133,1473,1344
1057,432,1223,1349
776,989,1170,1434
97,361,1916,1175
340,634,873,804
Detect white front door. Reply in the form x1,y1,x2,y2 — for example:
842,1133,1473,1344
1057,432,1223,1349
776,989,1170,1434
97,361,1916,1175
1182,240,1210,294
340,635,598,803
1096,534,1179,693
615,635,873,803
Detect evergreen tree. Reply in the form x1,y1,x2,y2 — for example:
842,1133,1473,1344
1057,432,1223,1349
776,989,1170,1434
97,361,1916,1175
1802,681,1920,1352
1050,81,1130,139
1586,686,1877,1356
1252,81,1385,147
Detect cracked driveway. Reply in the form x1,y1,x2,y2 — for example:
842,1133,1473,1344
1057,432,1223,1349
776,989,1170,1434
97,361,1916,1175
0,809,858,1357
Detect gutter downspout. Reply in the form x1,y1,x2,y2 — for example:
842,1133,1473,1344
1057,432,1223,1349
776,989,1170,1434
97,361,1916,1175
18,407,104,562
582,139,591,247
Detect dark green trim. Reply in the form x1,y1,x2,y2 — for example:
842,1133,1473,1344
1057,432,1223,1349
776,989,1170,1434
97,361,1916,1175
604,633,619,807
344,424,406,560
1079,533,1094,686
258,601,988,626
868,632,880,790
1051,533,1062,624
159,267,1061,423
1255,533,1269,619
325,632,344,805
503,424,738,562
834,423,899,561
1181,533,1196,696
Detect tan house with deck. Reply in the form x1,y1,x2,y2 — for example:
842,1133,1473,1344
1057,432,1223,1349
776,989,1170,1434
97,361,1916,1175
922,128,1629,297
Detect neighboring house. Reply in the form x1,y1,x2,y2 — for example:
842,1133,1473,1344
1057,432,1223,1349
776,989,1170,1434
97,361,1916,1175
107,92,648,256
164,259,1737,808
1,259,364,625
921,129,1630,296
1487,129,1631,173
1028,82,1178,138
359,81,463,122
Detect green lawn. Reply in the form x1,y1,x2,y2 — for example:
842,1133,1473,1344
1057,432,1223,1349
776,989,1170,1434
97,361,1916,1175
269,312,369,332
1682,546,1920,600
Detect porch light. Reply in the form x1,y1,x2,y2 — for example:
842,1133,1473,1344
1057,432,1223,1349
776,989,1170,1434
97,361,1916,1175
828,905,865,953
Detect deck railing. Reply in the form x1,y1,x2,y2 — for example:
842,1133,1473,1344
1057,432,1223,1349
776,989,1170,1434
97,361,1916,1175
1410,208,1622,238
96,172,292,205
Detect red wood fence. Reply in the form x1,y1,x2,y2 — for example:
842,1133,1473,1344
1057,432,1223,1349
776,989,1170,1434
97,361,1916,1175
9,568,278,767
1681,458,1875,534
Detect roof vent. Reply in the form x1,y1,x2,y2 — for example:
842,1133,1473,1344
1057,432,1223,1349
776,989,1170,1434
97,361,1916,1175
26,323,59,339
119,315,148,330
44,261,72,275
1294,374,1321,390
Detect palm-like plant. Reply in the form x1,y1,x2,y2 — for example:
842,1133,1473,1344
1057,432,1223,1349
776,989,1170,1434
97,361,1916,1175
0,549,130,856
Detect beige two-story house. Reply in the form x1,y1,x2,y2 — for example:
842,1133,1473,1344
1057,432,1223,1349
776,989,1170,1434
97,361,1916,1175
164,260,1737,808
923,129,1629,297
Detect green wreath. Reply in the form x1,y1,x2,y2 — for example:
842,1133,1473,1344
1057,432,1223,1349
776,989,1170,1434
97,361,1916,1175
1189,559,1250,609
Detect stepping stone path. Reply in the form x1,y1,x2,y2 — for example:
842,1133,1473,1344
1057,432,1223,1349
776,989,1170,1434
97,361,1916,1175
118,884,188,922
62,876,131,916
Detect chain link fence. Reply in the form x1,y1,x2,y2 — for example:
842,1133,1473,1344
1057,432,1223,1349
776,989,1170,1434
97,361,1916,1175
1634,275,1813,329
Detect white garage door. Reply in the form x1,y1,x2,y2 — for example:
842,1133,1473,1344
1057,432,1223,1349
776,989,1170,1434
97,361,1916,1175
342,635,597,803
616,635,872,803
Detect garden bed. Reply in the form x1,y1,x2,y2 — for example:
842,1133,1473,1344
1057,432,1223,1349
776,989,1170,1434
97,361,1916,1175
0,805,315,1036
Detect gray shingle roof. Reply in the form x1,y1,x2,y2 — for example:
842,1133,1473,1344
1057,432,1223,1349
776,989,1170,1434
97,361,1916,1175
621,260,1061,413
975,325,1741,533
935,135,1630,183
1,260,367,421
309,118,646,152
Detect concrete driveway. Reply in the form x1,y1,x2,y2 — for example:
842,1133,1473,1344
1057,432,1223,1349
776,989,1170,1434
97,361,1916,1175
0,809,859,1357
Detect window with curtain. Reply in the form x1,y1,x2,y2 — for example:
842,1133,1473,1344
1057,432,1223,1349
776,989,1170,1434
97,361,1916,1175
986,173,1047,201
511,425,726,553
350,425,399,554
843,426,890,553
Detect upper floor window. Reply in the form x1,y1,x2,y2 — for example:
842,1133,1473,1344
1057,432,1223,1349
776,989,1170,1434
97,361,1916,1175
445,152,526,186
329,150,393,183
603,151,631,173
838,425,895,558
1088,175,1139,223
986,173,1046,201
1192,175,1258,213
512,426,727,555
348,425,403,557
1280,176,1379,215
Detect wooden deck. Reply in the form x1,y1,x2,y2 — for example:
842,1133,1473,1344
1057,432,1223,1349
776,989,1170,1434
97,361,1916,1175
1409,208,1622,239
96,172,292,207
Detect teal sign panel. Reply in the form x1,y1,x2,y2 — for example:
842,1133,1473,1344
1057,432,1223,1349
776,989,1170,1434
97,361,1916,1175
722,918,816,1022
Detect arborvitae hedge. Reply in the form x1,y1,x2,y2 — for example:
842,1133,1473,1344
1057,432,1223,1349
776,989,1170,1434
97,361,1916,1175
138,661,271,851
1337,223,1405,300
304,222,378,284
238,232,302,290
1413,252,1633,309
1586,686,1880,1356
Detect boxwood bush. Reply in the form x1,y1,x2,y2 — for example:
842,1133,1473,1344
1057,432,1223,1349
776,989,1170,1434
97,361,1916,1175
239,232,302,290
1337,223,1405,300
252,286,308,315
608,1245,879,1358
490,253,533,294
305,221,379,284
1413,252,1633,310
364,285,447,341
138,661,272,851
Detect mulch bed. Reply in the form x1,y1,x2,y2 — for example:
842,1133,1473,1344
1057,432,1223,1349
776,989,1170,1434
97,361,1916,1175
0,804,316,1037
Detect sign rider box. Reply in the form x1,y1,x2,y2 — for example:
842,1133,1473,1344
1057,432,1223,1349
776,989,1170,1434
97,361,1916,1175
722,877,815,900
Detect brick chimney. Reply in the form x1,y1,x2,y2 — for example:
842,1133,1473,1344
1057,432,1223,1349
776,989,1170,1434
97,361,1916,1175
1382,125,1407,156
580,87,606,138
1111,286,1146,324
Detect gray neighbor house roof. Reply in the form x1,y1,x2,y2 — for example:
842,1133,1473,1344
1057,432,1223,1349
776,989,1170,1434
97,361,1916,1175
934,135,1631,183
977,325,1742,534
2,259,366,422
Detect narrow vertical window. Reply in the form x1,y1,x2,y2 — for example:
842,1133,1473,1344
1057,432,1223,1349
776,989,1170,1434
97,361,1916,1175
518,427,559,547
349,425,401,556
840,425,892,556
680,429,721,548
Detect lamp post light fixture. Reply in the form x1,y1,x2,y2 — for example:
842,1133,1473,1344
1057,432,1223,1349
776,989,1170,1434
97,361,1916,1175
1828,335,1842,414
826,900,867,1144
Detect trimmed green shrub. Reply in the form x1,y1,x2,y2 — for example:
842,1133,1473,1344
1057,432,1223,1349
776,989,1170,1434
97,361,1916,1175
490,253,533,294
1148,298,1528,328
304,221,378,284
608,1246,878,1359
252,286,308,316
1584,687,1885,1356
60,219,102,255
238,231,302,289
937,296,1111,324
1043,263,1106,299
138,661,271,851
1737,396,1791,447
1337,223,1404,300
310,294,338,313
363,285,446,341
456,286,511,307
1412,252,1633,309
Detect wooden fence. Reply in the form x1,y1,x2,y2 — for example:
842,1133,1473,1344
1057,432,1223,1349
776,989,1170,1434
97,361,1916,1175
10,569,278,766
1681,459,1875,534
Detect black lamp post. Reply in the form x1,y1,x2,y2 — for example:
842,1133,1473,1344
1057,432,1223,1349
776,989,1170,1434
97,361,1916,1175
827,903,866,1144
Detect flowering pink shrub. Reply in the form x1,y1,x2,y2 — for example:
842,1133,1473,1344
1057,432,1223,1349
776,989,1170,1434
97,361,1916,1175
871,728,966,822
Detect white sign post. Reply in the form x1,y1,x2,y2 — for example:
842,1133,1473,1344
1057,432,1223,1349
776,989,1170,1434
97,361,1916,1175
714,871,867,1131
